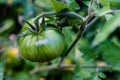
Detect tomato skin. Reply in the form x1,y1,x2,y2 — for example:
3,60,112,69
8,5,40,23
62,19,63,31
19,23,65,62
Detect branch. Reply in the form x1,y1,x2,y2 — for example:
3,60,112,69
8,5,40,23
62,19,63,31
34,12,85,28
88,0,94,16
29,63,115,75
30,64,58,75
36,12,85,20
58,21,86,66
29,64,75,75
85,17,99,31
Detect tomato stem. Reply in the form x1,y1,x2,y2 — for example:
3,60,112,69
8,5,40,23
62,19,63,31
88,0,94,16
34,12,85,29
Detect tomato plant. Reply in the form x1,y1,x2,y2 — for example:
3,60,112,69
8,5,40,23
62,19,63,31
1,0,120,80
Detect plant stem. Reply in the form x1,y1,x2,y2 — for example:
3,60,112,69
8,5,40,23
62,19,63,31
30,63,114,75
85,17,99,31
30,64,58,75
58,21,87,66
34,12,85,28
88,0,94,16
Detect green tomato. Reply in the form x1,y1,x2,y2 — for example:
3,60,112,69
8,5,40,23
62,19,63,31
18,19,65,62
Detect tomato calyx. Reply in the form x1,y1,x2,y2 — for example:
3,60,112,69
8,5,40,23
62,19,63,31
24,20,36,31
23,17,49,34
23,18,59,34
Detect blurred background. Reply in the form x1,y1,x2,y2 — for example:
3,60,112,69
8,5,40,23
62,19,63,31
0,0,120,80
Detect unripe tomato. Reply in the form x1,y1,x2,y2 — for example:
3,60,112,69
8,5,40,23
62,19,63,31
18,19,65,62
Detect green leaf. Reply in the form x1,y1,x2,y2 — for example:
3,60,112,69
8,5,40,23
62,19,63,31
105,14,114,21
83,1,98,11
78,39,96,60
0,63,4,80
13,71,39,80
111,36,120,47
92,13,120,47
74,65,91,80
99,0,110,8
0,19,14,35
91,76,101,80
95,0,111,16
100,41,120,66
34,0,52,11
51,0,68,12
96,8,111,17
63,27,75,46
110,0,120,9
74,60,95,80
67,0,79,10
74,45,84,64
98,72,106,78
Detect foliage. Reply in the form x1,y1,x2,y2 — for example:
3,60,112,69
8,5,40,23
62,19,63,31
0,63,4,80
0,0,120,80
